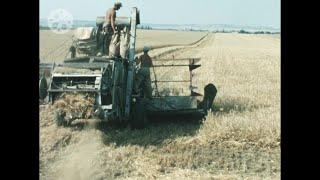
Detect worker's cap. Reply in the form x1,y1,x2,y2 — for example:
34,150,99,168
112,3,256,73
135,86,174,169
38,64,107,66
143,46,150,52
114,2,122,8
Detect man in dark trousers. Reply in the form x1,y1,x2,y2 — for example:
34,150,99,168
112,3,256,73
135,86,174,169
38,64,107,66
134,46,153,99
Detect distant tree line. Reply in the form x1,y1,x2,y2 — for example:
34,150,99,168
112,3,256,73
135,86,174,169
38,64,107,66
187,28,208,32
210,29,280,34
39,26,50,30
238,29,280,34
138,25,153,30
40,25,279,34
212,29,234,33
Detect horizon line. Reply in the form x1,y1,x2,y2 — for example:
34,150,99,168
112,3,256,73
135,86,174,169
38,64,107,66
39,18,280,29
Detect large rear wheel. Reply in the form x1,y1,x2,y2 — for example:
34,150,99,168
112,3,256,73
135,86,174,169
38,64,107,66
201,83,217,114
39,76,48,100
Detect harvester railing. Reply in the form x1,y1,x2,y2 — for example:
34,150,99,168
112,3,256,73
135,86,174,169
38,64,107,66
150,58,202,97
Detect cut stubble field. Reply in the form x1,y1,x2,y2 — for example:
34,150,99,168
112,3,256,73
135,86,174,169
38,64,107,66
40,30,280,179
39,29,207,62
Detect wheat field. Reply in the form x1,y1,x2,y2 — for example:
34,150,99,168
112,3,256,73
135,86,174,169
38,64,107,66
39,29,207,62
39,30,280,179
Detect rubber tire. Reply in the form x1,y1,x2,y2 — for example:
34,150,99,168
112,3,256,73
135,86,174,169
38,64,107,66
202,83,217,114
39,76,48,100
130,100,147,129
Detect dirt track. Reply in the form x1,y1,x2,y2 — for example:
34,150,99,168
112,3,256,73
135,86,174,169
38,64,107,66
40,32,280,179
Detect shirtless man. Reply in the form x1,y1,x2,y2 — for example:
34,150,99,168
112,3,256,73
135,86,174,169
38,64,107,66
103,2,122,55
105,2,122,33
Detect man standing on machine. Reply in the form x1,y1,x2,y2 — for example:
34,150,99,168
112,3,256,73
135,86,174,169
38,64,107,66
103,2,122,55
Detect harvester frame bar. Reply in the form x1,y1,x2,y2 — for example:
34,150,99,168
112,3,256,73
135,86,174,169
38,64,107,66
152,64,201,70
124,7,138,119
48,89,99,92
40,61,112,70
51,74,101,77
152,58,201,62
150,57,202,96
56,62,110,69
152,80,190,83
153,64,193,67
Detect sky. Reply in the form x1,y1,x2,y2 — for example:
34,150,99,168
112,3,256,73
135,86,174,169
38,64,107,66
40,0,280,28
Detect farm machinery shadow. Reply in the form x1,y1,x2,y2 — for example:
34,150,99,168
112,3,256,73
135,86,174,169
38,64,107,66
98,99,262,147
211,98,271,115
98,114,203,147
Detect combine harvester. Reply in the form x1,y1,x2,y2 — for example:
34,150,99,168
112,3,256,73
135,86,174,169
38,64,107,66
39,7,217,128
